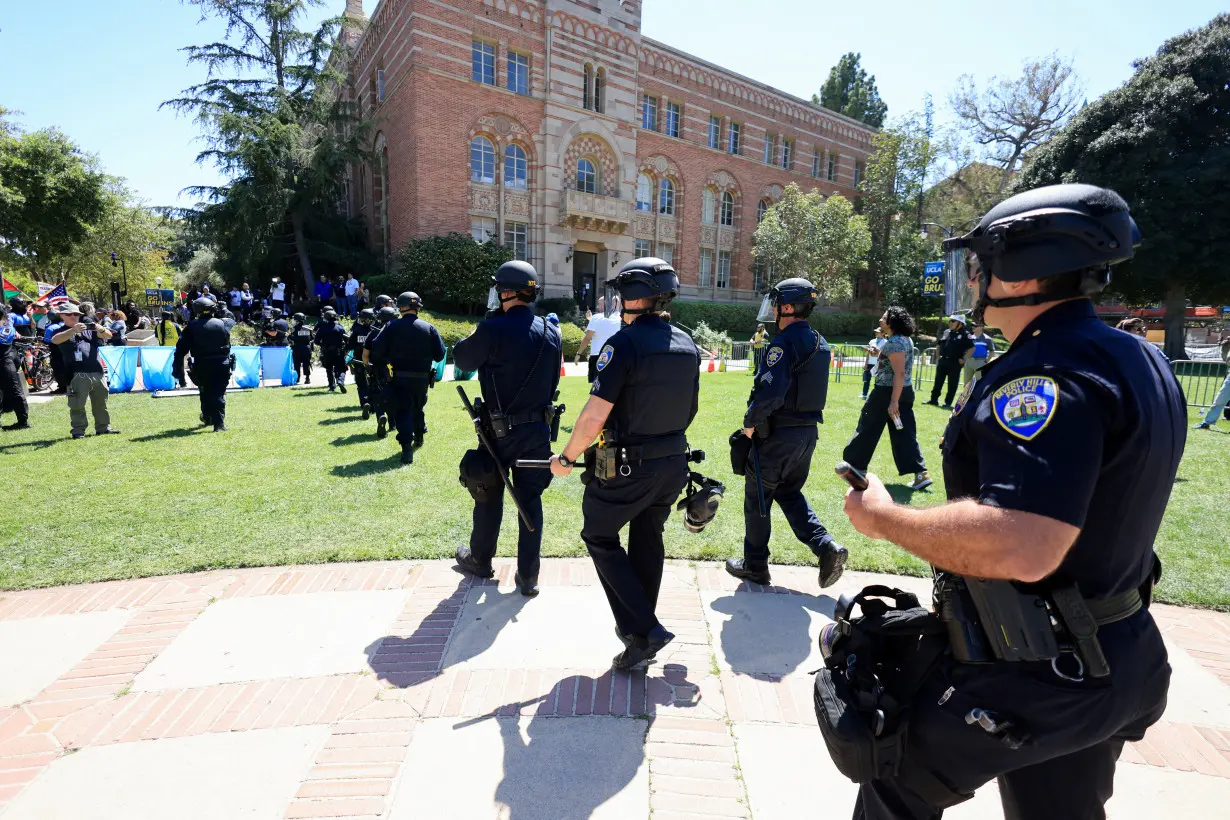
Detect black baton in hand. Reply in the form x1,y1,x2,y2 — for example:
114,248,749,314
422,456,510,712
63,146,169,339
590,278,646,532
514,460,553,469
458,386,535,532
835,461,869,491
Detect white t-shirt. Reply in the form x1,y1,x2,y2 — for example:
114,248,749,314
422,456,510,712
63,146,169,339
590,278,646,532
271,283,286,301
585,315,622,356
344,278,360,296
868,337,887,375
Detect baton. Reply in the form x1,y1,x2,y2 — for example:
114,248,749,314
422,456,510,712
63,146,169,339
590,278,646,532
514,459,554,468
457,386,535,532
749,438,768,518
835,461,869,491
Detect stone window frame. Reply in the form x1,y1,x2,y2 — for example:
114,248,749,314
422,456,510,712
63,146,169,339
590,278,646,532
470,135,497,184
636,173,653,212
504,220,529,260
757,199,770,224
708,116,721,150
467,112,538,268
728,121,742,155
701,189,716,225
635,238,653,258
576,157,599,195
781,138,792,170
658,178,676,216
504,142,530,190
664,101,681,139
763,132,774,165
507,50,530,96
641,93,659,132
472,40,496,86
716,250,732,289
827,152,839,182
471,216,498,243
582,63,606,113
853,160,865,189
812,150,822,178
698,248,714,287
720,191,735,227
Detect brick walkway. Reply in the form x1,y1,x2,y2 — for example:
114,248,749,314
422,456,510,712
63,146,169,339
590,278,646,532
0,560,1227,818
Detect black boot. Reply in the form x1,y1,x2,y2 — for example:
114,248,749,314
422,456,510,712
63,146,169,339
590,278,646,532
725,558,771,586
362,404,371,420
376,417,387,439
817,539,849,588
454,546,494,579
400,449,413,465
612,625,674,670
514,572,539,597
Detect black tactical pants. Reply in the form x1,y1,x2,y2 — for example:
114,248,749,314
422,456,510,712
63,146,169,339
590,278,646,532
843,385,926,476
388,373,429,453
581,454,689,639
292,347,313,383
322,349,347,389
853,611,1170,820
192,360,231,427
1,352,28,424
350,361,370,407
743,425,833,570
470,426,554,580
369,375,389,423
930,357,962,405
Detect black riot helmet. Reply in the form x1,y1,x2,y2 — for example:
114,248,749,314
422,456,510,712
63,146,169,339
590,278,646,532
292,312,306,324
375,294,394,309
397,291,423,312
321,306,337,321
192,297,216,317
605,257,679,317
358,308,375,325
488,261,539,310
675,472,726,534
376,306,399,325
756,278,819,323
270,308,283,320
942,183,1140,323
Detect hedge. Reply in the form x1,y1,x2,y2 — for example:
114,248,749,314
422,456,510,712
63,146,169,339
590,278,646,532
421,310,587,361
670,299,882,339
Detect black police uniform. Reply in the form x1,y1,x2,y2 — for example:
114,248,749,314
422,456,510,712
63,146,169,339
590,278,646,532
739,321,839,574
930,323,975,406
263,319,289,347
345,320,375,410
855,299,1185,819
363,315,394,431
370,312,445,456
314,317,348,390
291,321,315,384
174,312,233,429
453,305,561,581
0,314,30,428
582,314,700,642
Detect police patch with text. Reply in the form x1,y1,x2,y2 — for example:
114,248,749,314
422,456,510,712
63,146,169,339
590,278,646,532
991,376,1058,440
766,346,784,367
595,344,614,372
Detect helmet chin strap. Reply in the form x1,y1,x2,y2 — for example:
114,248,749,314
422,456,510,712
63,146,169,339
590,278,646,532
971,270,1086,324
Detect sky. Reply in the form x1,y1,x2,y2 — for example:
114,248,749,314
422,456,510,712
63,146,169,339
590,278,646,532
2,0,1224,210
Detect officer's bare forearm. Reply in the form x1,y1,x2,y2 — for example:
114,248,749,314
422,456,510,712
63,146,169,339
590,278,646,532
559,397,613,461
871,500,1079,582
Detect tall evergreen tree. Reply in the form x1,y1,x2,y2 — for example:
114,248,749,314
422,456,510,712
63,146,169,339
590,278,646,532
815,53,888,128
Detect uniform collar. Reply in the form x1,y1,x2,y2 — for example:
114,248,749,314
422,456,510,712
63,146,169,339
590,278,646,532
1009,298,1096,350
503,305,531,316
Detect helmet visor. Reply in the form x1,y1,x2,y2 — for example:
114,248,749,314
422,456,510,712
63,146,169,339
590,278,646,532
486,287,500,311
602,284,621,319
756,294,777,324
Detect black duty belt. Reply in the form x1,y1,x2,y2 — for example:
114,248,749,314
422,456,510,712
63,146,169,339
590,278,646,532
1080,588,1142,625
392,370,430,380
618,435,688,463
770,416,818,428
505,409,550,426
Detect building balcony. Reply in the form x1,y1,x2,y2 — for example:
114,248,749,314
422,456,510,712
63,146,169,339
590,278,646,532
560,189,632,234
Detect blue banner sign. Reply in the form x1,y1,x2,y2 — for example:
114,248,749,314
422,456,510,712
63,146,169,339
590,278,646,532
923,261,945,296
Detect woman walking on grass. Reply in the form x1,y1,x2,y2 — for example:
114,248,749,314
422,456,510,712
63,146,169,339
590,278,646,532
842,306,932,491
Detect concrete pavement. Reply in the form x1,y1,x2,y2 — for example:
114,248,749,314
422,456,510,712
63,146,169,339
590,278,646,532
0,559,1227,819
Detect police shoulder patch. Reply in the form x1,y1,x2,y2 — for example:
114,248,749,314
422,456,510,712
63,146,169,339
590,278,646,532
766,346,784,367
991,376,1058,440
595,344,615,372
951,375,977,417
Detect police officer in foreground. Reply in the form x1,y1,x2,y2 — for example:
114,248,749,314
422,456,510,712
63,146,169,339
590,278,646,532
550,258,701,669
363,304,399,438
453,262,562,596
290,313,315,384
314,306,348,393
726,278,847,589
346,309,377,418
370,292,445,464
841,184,1183,819
174,297,233,432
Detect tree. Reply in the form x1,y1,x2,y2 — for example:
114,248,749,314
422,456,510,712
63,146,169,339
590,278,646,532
165,0,373,294
1013,16,1230,360
814,53,888,128
394,233,512,314
861,113,938,294
0,126,107,278
753,185,871,303
879,223,944,319
949,53,1082,198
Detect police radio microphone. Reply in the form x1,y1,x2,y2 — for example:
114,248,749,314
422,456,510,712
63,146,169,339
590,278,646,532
834,461,869,491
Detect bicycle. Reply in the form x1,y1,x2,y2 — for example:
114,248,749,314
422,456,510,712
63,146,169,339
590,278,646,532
14,337,56,393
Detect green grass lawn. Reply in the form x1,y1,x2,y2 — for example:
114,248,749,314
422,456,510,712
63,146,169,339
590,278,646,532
1,372,1226,609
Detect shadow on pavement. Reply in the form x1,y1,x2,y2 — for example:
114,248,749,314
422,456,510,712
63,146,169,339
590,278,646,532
331,454,405,477
130,427,209,443
709,586,835,677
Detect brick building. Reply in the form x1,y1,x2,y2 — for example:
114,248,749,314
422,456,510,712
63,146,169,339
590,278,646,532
343,0,875,308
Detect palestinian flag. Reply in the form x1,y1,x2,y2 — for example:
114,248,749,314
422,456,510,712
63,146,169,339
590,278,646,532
2,277,29,304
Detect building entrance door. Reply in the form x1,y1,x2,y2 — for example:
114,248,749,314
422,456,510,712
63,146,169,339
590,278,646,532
573,251,598,313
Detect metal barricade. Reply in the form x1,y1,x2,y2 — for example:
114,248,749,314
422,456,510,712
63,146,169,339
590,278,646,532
1171,359,1229,409
912,346,937,388
728,341,752,372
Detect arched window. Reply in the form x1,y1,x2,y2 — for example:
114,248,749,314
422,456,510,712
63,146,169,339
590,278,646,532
701,189,715,225
577,158,597,194
658,178,675,216
470,136,495,184
757,199,769,223
504,144,527,189
583,65,605,113
594,68,606,114
720,191,735,227
583,64,594,111
636,173,653,212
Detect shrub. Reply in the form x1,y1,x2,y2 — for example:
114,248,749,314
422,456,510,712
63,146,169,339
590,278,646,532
809,311,883,338
419,310,587,362
394,234,512,313
691,320,734,357
537,297,579,324
670,300,759,335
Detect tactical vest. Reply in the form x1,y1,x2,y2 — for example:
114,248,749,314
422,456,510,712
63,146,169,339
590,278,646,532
609,321,699,444
293,326,313,346
785,330,831,415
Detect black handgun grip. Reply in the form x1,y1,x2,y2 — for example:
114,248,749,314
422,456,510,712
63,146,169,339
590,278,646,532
835,461,869,491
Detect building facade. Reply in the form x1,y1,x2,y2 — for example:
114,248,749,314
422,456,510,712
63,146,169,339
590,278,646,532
343,0,875,308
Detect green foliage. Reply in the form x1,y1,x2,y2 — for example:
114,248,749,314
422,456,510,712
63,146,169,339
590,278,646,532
229,322,263,346
1013,15,1230,359
671,300,760,335
815,52,888,128
808,312,885,338
753,185,871,303
878,225,944,319
691,321,734,356
179,247,225,292
536,297,579,324
417,309,585,360
0,126,108,277
394,234,512,313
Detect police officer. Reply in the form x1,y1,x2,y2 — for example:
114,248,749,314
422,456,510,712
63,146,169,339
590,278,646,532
453,261,562,596
0,304,31,430
262,310,290,347
346,309,377,418
314,306,348,393
842,184,1182,819
290,313,315,385
363,305,399,438
174,297,233,432
726,278,847,589
550,258,700,669
926,314,975,408
370,292,445,464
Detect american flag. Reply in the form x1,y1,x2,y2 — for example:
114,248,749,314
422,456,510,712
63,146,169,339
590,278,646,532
35,282,72,311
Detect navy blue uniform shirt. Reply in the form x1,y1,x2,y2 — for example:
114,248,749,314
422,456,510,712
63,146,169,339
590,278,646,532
454,305,561,417
744,321,824,428
314,319,347,350
941,299,1186,598
371,313,445,373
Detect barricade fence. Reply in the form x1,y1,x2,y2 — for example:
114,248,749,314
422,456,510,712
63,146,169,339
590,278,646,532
1171,360,1228,409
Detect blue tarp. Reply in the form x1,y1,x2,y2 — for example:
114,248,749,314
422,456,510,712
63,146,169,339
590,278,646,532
259,346,296,386
98,346,139,393
433,346,448,383
140,347,176,392
233,347,262,389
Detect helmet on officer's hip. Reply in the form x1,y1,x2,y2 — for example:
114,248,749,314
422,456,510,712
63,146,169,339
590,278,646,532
606,257,679,315
757,277,819,323
397,291,422,311
675,473,725,534
358,308,375,324
376,306,399,324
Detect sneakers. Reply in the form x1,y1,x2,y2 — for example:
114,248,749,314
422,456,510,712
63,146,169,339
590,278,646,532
514,572,539,597
98,429,121,435
213,424,227,433
612,625,674,670
71,432,85,439
859,394,868,400
1193,422,1212,430
328,386,336,393
817,540,849,588
454,546,494,579
725,558,771,586
908,472,933,491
